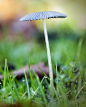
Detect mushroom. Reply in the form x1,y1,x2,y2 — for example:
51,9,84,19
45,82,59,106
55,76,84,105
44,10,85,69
19,11,67,96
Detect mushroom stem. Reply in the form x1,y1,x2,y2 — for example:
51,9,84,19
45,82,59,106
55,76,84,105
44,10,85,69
43,18,54,96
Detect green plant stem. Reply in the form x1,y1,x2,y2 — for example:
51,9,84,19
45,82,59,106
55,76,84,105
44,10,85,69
24,70,30,98
3,59,7,88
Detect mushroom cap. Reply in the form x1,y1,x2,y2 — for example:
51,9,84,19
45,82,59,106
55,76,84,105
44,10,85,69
20,11,67,21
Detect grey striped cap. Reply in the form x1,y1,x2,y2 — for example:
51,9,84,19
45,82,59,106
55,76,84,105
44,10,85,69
20,11,67,21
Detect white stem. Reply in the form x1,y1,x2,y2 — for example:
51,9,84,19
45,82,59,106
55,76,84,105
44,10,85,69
43,18,53,95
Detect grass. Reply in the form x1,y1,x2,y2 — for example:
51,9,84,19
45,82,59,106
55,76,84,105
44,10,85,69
0,58,86,107
0,33,86,106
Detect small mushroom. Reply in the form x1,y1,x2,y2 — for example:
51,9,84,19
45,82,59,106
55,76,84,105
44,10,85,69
19,11,67,96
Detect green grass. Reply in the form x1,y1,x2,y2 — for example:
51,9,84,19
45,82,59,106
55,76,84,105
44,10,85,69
0,58,86,107
0,34,86,107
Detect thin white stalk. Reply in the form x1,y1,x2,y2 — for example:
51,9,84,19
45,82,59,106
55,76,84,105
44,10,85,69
43,18,54,96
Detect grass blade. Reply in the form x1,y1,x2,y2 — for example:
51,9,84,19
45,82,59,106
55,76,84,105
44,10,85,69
33,70,47,105
3,59,7,88
24,69,30,98
39,67,50,81
28,59,35,90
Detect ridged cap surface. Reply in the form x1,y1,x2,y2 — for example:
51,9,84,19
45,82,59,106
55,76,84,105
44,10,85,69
20,11,67,21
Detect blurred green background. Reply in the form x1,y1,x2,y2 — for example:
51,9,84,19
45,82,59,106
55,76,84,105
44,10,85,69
0,0,86,69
